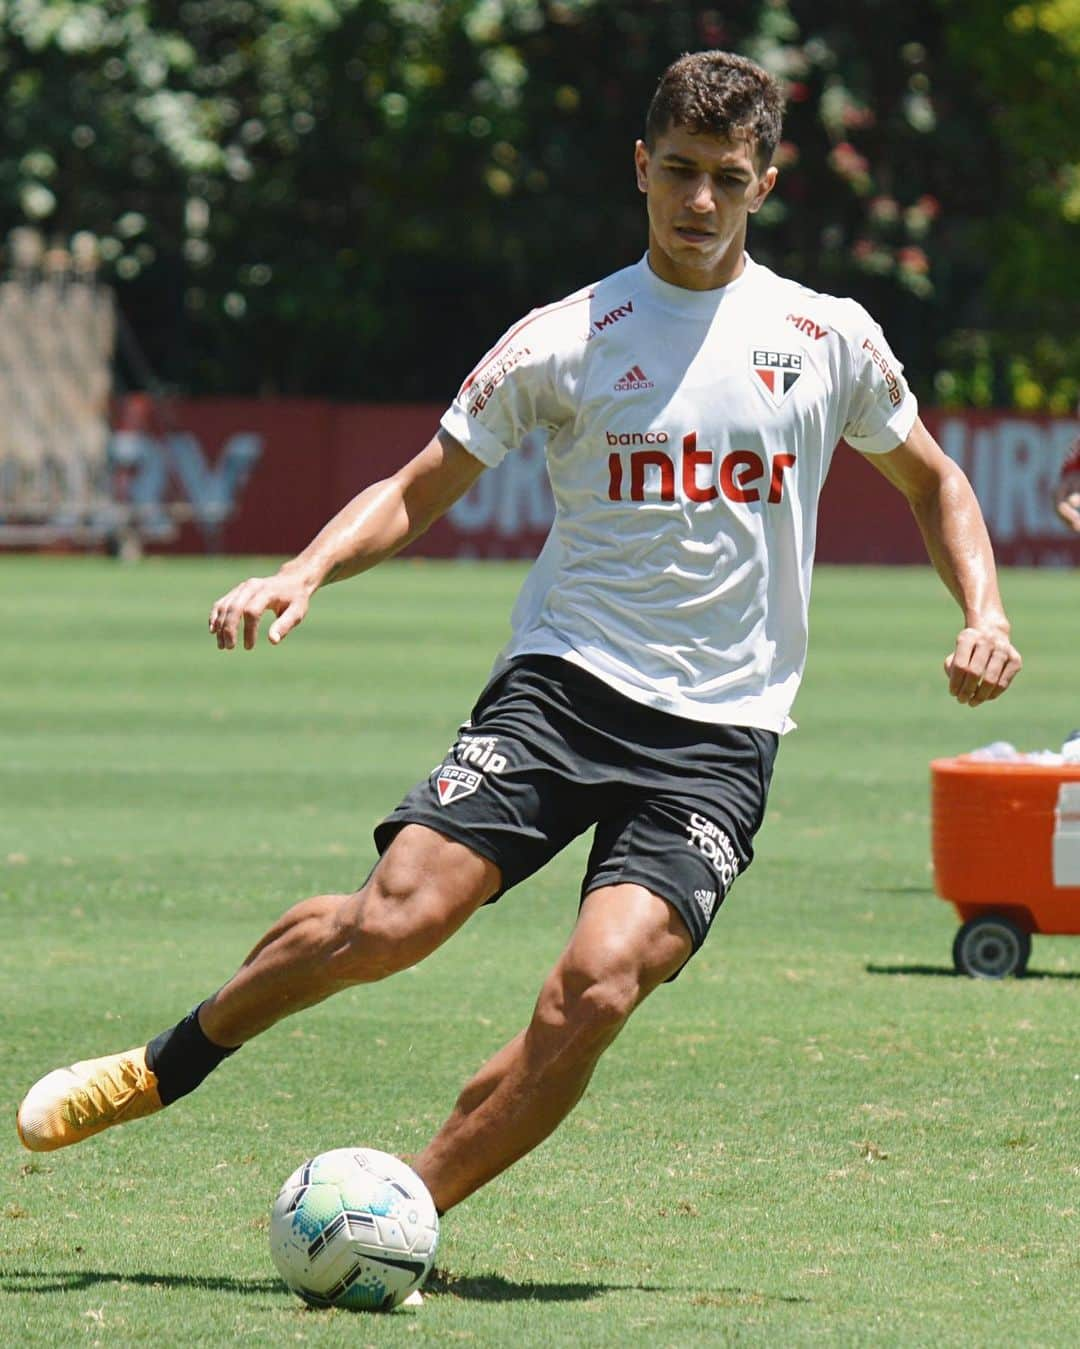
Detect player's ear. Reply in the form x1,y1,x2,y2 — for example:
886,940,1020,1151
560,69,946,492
748,164,778,213
634,140,650,194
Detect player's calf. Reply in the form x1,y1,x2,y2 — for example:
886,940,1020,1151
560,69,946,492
16,834,499,1153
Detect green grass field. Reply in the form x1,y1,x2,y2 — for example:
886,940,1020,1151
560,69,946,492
1,558,1077,1346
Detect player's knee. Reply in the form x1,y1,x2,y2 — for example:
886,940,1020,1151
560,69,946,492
574,976,639,1036
539,962,640,1044
332,866,448,981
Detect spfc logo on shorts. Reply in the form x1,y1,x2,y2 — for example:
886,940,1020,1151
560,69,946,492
435,766,483,805
750,349,803,407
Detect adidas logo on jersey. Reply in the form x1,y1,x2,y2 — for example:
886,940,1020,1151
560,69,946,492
614,365,654,391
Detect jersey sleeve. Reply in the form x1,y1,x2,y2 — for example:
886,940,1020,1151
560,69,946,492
841,306,919,455
440,308,577,468
1062,440,1080,478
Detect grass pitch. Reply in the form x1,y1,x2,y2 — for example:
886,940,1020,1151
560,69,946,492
1,558,1077,1347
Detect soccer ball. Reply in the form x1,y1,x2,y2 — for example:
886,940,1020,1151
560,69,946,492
269,1148,439,1311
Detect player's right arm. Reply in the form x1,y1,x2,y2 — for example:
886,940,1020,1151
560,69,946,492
209,429,485,650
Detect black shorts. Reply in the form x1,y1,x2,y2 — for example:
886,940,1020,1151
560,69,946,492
374,656,778,959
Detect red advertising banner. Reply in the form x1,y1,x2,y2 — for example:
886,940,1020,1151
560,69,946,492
923,410,1079,567
109,396,1079,566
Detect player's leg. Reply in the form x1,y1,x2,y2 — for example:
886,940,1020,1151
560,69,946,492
413,714,779,1212
412,882,692,1212
16,825,499,1152
197,825,499,1047
16,656,584,1155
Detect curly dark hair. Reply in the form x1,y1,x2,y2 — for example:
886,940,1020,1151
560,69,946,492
645,51,785,169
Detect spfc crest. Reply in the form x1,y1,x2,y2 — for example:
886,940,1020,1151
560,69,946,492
435,765,482,805
750,348,803,407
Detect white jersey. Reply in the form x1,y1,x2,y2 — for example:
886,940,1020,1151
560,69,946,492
441,254,917,733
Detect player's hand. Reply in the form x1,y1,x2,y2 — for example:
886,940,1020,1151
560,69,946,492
1054,472,1080,533
943,624,1021,706
209,572,313,650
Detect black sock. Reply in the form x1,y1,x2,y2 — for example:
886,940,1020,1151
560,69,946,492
145,1003,239,1106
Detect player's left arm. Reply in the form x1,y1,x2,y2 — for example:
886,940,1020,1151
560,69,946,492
1054,466,1080,533
866,416,1022,706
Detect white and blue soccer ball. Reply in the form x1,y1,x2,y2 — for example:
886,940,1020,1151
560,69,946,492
269,1148,439,1311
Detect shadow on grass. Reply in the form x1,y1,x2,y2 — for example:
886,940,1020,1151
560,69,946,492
427,1269,810,1306
0,1268,282,1296
1,1265,810,1308
866,963,1080,981
427,1272,606,1303
862,886,936,896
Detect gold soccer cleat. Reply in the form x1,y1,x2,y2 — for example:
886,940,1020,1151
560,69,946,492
16,1047,162,1152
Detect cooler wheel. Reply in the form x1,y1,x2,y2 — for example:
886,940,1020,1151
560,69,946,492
952,914,1031,979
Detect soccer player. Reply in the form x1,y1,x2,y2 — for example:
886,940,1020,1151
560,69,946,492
1055,436,1080,532
18,52,1021,1218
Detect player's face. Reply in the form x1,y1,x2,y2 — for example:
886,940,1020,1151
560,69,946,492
634,126,777,291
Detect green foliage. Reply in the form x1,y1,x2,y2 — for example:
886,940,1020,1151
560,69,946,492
1,559,1078,1345
934,0,1080,409
0,1,1076,406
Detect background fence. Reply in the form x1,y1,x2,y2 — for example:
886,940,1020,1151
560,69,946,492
0,231,115,545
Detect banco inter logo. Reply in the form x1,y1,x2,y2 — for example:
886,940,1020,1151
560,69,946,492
614,365,654,392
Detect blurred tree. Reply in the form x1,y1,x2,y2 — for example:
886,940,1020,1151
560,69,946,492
0,0,1075,407
936,0,1080,410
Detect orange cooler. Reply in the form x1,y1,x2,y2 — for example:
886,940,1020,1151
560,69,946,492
931,757,1080,977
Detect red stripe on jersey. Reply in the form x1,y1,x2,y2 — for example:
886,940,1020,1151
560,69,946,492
1063,442,1080,477
607,453,623,500
460,291,595,394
